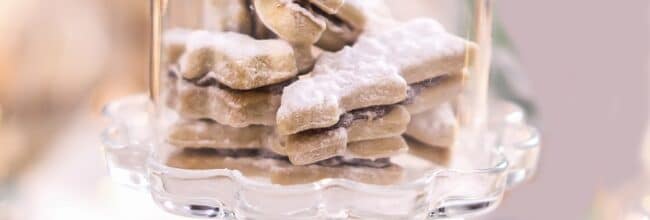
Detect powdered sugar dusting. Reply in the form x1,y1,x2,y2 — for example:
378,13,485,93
313,18,469,80
183,31,294,60
179,31,298,89
357,18,469,77
278,44,407,133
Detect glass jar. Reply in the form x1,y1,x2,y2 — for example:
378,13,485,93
102,0,540,219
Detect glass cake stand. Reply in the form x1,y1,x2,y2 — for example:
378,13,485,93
101,94,540,219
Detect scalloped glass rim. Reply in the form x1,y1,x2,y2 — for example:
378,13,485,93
101,94,540,219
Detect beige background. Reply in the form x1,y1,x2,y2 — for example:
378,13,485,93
486,1,649,219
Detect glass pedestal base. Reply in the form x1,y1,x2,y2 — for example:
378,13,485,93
101,95,540,219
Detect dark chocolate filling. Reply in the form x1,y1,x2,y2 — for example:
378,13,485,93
296,75,454,135
309,1,354,29
401,75,451,105
317,157,392,168
293,0,312,10
298,105,396,136
167,68,178,79
181,148,391,168
169,68,295,94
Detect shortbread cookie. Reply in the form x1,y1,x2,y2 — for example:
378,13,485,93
253,0,326,45
166,148,281,177
168,105,409,159
283,105,410,164
168,120,273,149
344,136,408,160
314,14,359,51
309,19,474,84
345,105,410,142
405,103,458,147
308,0,345,14
404,73,464,114
277,47,408,135
286,135,407,165
355,18,478,84
179,31,298,90
314,0,392,51
285,128,346,165
336,0,392,31
170,73,284,127
270,161,403,185
253,0,389,52
167,149,404,185
292,44,317,73
406,137,451,166
278,20,471,133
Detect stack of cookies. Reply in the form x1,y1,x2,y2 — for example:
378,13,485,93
162,0,476,185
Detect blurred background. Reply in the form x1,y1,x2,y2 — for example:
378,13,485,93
0,0,647,220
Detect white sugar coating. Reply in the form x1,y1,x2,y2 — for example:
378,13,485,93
278,46,405,127
360,18,465,68
277,18,470,133
178,30,298,89
183,31,294,60
313,18,465,76
310,39,392,81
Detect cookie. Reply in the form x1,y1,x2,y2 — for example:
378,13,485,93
314,0,392,51
314,15,359,51
404,73,464,114
253,0,390,52
168,120,273,149
292,44,317,73
277,46,408,135
270,160,403,185
169,74,284,127
166,149,404,185
344,136,408,160
178,31,298,90
405,103,458,148
336,0,392,31
168,106,410,164
283,105,410,165
308,0,345,14
280,106,410,164
355,18,478,84
253,0,326,45
166,148,281,177
286,135,407,166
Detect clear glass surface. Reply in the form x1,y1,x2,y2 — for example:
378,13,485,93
101,94,539,219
